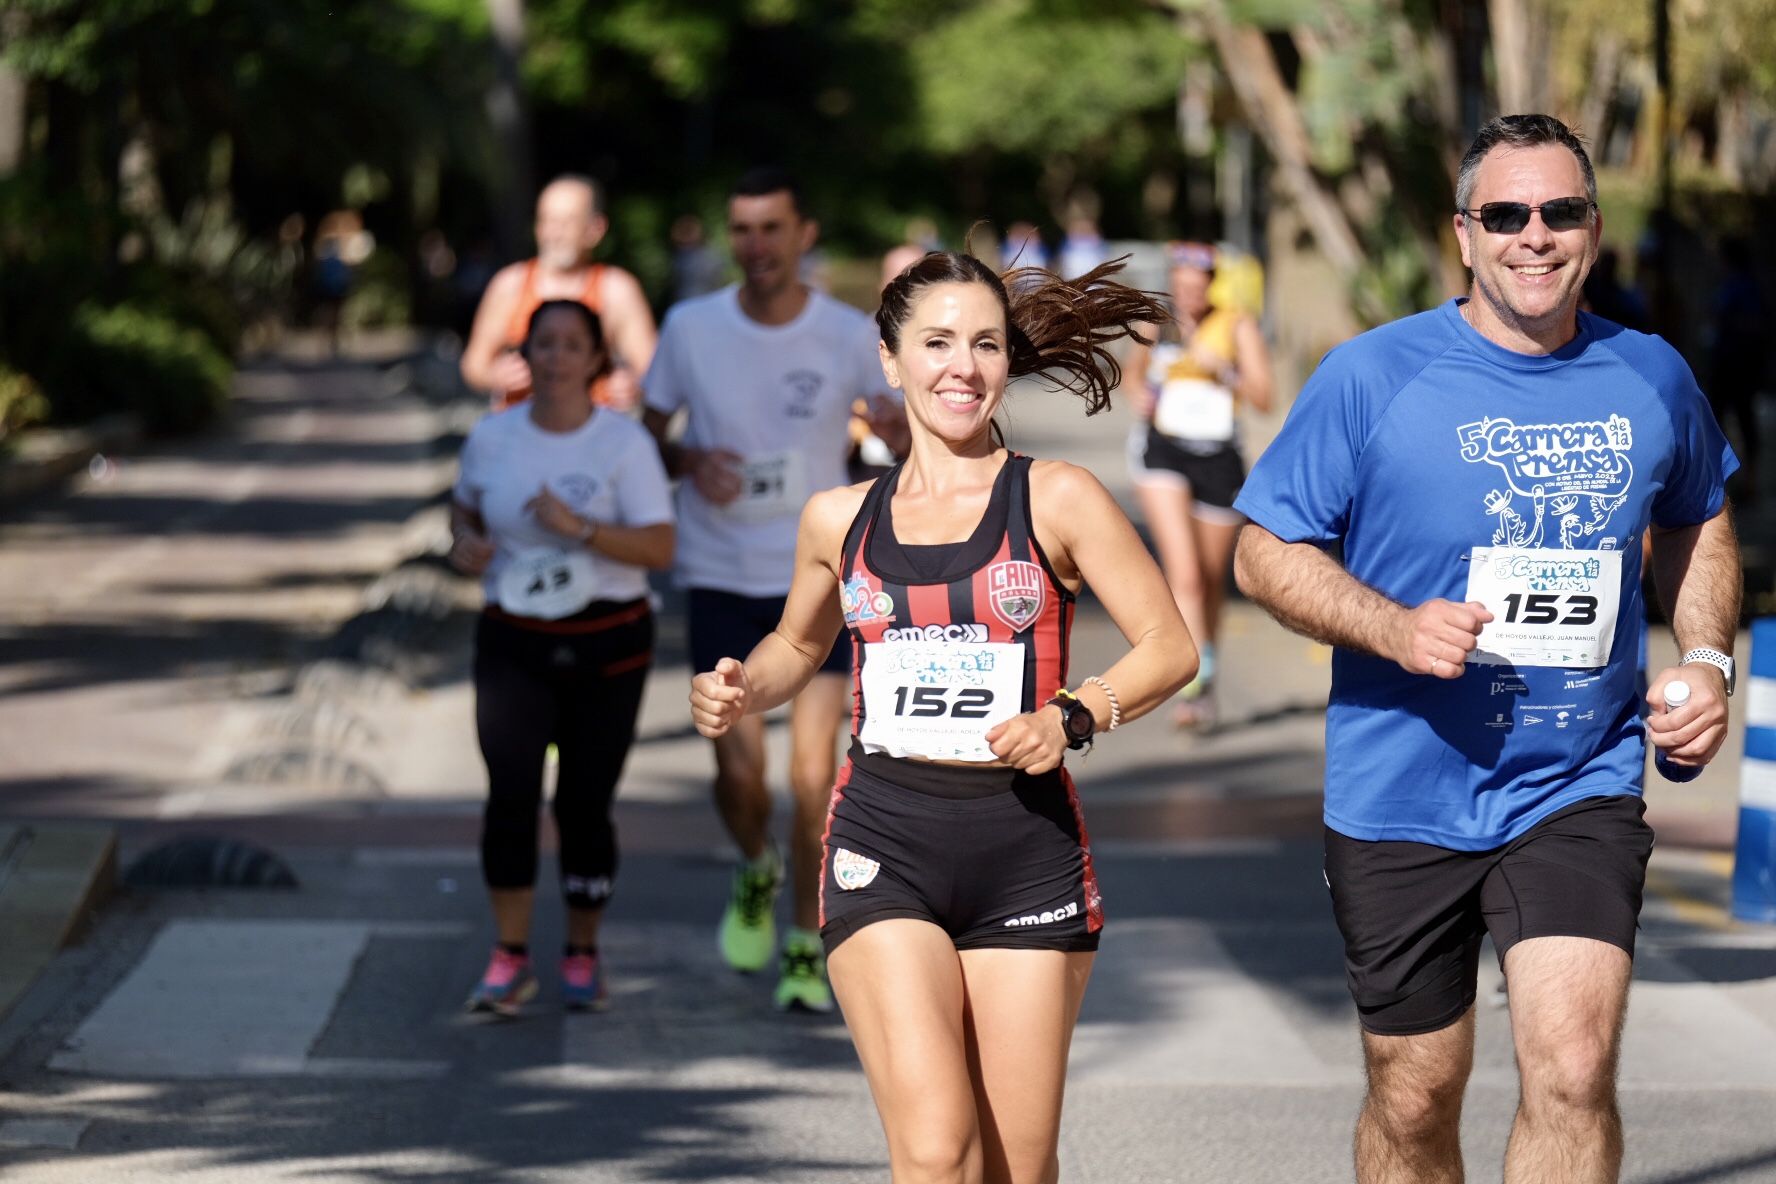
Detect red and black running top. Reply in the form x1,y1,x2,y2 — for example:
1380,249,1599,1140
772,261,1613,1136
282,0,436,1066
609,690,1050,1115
837,453,1074,740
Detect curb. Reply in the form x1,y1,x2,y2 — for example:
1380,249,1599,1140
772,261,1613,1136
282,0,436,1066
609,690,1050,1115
0,824,117,1024
0,413,143,507
0,336,471,1022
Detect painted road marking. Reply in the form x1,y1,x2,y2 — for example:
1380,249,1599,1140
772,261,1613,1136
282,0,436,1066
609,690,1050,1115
1070,918,1345,1086
46,920,442,1079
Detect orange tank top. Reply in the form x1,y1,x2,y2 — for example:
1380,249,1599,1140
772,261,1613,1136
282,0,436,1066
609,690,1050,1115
493,260,613,410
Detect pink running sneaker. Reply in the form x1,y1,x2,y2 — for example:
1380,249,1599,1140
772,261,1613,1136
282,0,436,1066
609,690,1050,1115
466,947,538,1016
560,952,610,1012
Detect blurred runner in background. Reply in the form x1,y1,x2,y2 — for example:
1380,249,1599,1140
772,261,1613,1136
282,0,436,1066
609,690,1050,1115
449,300,674,1016
644,167,906,1014
1126,242,1273,728
462,175,657,412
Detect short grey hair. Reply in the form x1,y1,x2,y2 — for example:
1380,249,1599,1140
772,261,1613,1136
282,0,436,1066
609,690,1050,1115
540,173,605,218
1455,114,1597,215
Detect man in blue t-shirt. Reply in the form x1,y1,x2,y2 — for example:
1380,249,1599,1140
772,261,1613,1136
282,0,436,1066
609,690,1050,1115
1235,114,1740,1184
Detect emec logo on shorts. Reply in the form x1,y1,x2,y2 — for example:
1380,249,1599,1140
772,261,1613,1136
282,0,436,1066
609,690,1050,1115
1002,901,1078,928
832,848,881,890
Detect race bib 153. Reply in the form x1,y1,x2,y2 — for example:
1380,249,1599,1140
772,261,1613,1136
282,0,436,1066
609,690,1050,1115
1465,545,1622,668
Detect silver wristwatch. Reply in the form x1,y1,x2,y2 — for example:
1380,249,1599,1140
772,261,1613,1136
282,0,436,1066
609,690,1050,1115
1680,648,1735,696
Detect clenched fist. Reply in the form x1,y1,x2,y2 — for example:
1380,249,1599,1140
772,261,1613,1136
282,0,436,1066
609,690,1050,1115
1394,599,1493,679
690,657,753,737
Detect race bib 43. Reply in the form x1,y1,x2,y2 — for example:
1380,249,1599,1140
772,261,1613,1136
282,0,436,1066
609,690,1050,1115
496,546,598,620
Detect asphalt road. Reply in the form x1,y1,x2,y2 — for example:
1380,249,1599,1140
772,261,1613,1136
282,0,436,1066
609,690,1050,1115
1,341,1774,1183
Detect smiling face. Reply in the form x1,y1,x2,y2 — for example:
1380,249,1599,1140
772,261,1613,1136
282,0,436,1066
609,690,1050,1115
526,305,604,399
878,281,1010,449
728,190,817,302
1454,143,1601,349
534,181,605,272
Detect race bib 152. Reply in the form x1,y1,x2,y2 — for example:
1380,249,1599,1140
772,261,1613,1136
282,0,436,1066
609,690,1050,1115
857,640,1024,762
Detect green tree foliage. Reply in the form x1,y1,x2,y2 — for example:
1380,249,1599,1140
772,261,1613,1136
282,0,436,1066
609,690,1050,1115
64,301,232,432
898,1,1191,159
1176,0,1469,320
1553,0,1776,187
514,0,1204,271
0,0,490,426
4,0,488,227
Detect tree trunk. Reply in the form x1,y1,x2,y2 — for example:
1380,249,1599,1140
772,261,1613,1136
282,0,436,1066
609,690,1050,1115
485,0,533,261
1201,11,1379,318
0,9,24,177
0,69,23,178
1577,33,1622,156
1488,0,1550,114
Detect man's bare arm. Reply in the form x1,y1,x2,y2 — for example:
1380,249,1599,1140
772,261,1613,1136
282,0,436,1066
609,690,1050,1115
641,405,741,502
641,407,694,478
1644,504,1740,765
600,268,658,374
460,266,526,391
1233,523,1491,680
1651,504,1741,656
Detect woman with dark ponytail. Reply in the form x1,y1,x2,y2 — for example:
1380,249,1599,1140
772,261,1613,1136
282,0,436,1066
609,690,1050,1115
691,252,1197,1181
450,299,674,1016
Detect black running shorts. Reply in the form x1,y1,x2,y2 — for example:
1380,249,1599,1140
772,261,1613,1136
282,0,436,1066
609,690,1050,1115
1324,793,1654,1036
819,748,1103,955
1137,431,1247,510
687,587,848,677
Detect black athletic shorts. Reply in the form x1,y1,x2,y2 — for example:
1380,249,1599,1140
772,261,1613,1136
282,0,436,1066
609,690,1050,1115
1137,431,1247,511
687,587,848,677
819,745,1103,955
1324,793,1654,1036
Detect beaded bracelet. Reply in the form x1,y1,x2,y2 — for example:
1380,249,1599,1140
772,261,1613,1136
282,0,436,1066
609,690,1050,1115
1083,675,1122,732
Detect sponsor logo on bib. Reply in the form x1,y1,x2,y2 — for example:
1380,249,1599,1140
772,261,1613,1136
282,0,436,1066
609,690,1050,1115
987,561,1046,632
841,575,895,625
832,847,880,890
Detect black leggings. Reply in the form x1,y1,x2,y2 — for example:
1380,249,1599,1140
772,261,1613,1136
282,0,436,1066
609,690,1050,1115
473,602,652,910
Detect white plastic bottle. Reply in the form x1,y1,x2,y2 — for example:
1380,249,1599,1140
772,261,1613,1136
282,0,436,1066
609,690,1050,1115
1653,679,1703,784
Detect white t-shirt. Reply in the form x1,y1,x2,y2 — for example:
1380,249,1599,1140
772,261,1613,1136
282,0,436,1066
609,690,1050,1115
453,406,674,606
644,285,893,597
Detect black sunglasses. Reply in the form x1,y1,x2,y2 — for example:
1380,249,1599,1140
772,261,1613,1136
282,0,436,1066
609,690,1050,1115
1458,198,1595,234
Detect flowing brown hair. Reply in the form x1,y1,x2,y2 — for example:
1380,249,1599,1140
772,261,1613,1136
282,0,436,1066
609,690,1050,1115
875,250,1167,416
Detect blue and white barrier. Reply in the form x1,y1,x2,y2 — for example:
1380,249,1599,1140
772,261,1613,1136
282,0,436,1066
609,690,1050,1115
1734,617,1776,924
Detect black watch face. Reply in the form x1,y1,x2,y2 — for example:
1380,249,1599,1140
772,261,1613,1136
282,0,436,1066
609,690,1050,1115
1066,706,1093,740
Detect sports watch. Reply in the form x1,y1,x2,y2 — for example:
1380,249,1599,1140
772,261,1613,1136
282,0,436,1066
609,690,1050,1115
1047,691,1096,750
1680,648,1735,697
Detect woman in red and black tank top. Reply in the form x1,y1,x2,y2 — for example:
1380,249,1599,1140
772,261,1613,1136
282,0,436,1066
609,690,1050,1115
690,251,1197,1182
839,453,1073,762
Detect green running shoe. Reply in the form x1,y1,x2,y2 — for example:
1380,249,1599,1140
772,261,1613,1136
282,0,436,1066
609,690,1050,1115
773,933,833,1014
718,850,783,973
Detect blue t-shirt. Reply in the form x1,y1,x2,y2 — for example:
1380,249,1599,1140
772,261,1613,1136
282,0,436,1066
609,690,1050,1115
1235,299,1736,849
